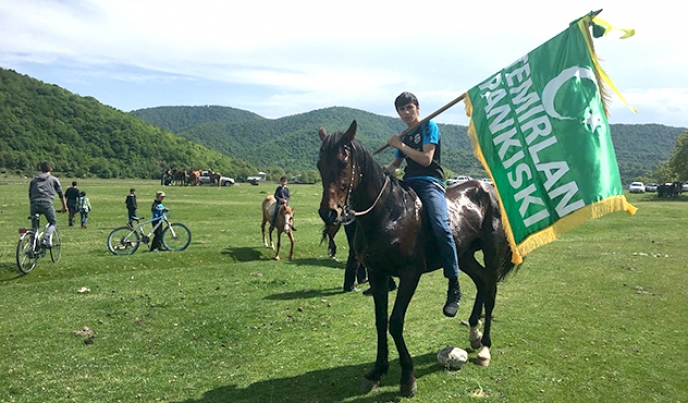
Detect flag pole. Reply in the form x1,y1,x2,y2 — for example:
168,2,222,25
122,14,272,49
373,92,467,155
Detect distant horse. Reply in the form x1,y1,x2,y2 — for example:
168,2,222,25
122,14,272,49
321,222,369,292
208,170,222,186
317,121,519,397
171,169,188,186
657,182,681,198
188,170,201,186
321,223,339,258
261,195,295,260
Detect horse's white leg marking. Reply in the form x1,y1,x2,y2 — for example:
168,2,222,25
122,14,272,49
469,321,483,350
476,345,491,367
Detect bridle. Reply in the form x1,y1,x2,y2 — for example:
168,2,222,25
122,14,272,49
340,144,390,226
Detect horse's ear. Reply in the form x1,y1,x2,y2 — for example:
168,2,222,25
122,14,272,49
344,120,357,142
318,126,327,141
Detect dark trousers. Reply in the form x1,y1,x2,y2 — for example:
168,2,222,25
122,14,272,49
150,220,163,250
68,203,77,226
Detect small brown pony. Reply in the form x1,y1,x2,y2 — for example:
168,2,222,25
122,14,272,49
261,195,295,260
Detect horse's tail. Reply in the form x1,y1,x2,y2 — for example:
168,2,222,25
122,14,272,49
319,226,329,246
498,244,523,282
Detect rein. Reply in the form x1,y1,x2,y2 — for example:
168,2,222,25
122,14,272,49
341,144,390,225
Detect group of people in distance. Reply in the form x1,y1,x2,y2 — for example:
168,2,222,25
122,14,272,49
26,91,463,318
28,162,91,252
27,163,167,252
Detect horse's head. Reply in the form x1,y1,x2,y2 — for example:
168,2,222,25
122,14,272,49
281,204,295,233
317,121,360,226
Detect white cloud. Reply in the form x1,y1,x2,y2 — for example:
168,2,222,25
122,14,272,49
0,0,686,127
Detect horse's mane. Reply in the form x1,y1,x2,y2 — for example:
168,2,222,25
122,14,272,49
322,131,400,188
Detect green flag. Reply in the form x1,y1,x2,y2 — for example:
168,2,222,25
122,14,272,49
465,13,636,264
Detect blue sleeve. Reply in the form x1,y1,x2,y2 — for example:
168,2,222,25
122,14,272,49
422,121,440,146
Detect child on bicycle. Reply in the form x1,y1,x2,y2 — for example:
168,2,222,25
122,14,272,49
77,191,92,229
150,191,168,252
29,162,67,248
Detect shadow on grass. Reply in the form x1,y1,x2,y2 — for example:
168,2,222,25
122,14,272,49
265,287,343,300
291,257,344,269
221,247,267,262
0,262,24,281
174,352,443,403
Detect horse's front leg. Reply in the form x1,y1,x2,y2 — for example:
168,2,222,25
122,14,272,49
389,275,420,397
360,274,389,394
286,231,295,260
268,225,275,250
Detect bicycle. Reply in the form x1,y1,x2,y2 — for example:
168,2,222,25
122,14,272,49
16,213,62,274
107,212,191,255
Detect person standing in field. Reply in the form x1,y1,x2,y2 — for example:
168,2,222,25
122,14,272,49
125,188,137,228
77,191,92,229
64,181,80,226
150,191,168,252
28,161,67,248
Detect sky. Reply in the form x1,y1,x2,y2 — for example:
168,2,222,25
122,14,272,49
1,0,686,128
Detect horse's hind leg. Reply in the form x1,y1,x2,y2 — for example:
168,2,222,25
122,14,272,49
261,220,269,247
468,282,497,367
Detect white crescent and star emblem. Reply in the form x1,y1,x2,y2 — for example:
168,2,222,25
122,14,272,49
541,66,605,133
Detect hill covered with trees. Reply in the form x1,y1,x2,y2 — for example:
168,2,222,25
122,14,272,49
2,66,685,184
0,68,256,179
133,105,686,183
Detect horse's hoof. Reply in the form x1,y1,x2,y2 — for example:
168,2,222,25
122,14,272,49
476,346,491,367
359,377,379,393
470,335,482,350
400,378,417,398
274,256,280,261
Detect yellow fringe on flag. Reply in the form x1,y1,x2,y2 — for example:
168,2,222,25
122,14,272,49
465,94,638,264
515,195,637,259
465,95,524,264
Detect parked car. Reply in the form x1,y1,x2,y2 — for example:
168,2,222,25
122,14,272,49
628,182,645,193
644,183,659,192
683,182,688,192
199,170,235,186
480,178,493,185
447,175,472,186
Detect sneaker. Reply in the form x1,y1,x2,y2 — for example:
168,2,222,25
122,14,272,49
443,282,462,318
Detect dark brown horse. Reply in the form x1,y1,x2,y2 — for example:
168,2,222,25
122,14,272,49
317,121,520,397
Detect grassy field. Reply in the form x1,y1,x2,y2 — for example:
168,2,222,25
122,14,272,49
0,178,687,403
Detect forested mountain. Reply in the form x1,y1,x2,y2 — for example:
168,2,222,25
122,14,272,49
131,105,265,133
133,105,686,183
133,105,486,177
0,68,256,179
2,66,685,183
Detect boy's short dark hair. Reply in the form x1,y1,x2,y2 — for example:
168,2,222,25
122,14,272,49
394,92,419,110
130,188,135,192
280,176,287,182
72,181,77,186
38,162,52,172
80,191,86,196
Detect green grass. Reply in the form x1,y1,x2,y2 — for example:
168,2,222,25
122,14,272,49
1,179,687,403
